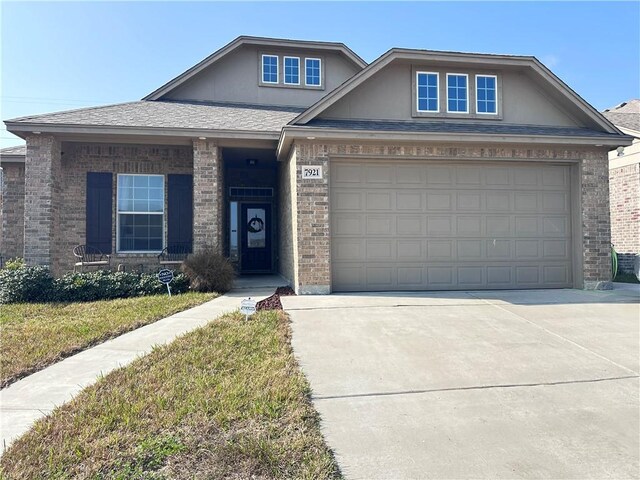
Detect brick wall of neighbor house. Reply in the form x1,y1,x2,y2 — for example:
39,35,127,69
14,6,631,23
278,148,298,286
610,162,640,272
193,139,224,253
54,142,194,275
292,141,612,293
0,162,25,260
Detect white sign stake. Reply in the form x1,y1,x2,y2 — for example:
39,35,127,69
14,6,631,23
157,269,174,297
240,297,257,320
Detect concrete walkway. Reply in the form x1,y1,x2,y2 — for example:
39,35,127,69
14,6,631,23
1,275,285,450
284,288,640,479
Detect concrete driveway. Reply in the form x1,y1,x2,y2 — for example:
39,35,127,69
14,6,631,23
282,288,640,479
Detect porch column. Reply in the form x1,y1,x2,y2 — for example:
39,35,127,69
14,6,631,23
23,134,62,272
192,138,223,253
581,150,613,289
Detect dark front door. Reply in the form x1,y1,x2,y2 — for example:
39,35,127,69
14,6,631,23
240,203,271,273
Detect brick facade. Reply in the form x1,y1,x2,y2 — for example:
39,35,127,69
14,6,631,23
193,139,224,253
609,162,640,272
290,141,612,293
277,148,298,287
0,162,25,260
24,135,62,269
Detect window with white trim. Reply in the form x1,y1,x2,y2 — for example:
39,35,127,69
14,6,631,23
305,58,321,86
284,56,300,85
117,174,164,252
476,75,497,114
262,55,278,84
447,74,468,113
416,72,439,112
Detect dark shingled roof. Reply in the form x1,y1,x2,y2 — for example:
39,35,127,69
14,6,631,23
0,145,26,156
304,118,622,138
602,99,640,132
7,100,305,133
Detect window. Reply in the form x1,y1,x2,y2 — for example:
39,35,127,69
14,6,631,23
476,75,497,114
305,58,321,86
117,174,164,252
262,55,278,84
447,74,468,113
284,56,300,85
416,72,439,112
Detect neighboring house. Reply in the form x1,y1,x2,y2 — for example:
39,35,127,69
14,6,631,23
0,36,633,293
0,144,26,263
602,99,640,273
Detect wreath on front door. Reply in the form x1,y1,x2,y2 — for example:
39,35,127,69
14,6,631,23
247,216,265,233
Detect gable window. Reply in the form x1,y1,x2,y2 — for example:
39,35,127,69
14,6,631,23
284,56,300,85
447,73,468,113
305,58,321,86
262,55,278,84
416,72,439,112
476,75,497,114
117,174,164,252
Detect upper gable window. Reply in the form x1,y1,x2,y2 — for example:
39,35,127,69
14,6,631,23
416,72,439,112
284,57,300,85
305,58,321,86
476,75,497,114
262,55,278,84
447,73,468,113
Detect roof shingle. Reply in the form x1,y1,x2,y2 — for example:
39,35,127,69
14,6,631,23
7,100,305,133
602,99,640,132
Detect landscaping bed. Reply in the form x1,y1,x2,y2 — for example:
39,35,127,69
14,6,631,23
0,310,341,479
0,292,216,388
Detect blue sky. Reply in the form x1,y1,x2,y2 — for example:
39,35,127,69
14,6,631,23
1,1,639,148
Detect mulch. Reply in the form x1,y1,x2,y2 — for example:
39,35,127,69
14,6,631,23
255,286,296,311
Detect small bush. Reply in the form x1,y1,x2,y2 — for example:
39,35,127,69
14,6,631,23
0,265,56,303
0,267,190,304
181,248,235,293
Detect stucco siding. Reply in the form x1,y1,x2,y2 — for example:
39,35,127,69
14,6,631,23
320,60,583,127
162,44,361,107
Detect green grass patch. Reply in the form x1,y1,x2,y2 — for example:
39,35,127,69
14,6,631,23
0,292,216,387
614,272,640,284
0,310,341,479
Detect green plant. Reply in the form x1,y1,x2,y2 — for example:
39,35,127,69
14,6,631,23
3,257,26,270
181,248,235,293
0,265,56,303
0,268,190,304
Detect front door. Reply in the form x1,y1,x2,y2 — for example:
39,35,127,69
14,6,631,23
240,203,272,273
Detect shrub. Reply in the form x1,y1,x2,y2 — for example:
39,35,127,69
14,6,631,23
0,268,190,304
181,248,235,293
3,257,26,270
0,265,56,303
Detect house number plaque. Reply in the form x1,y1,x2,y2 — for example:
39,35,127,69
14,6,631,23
302,166,322,179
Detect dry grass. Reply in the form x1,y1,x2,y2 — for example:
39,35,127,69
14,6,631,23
0,310,341,480
0,292,217,387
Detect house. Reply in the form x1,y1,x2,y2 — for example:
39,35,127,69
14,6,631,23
602,100,640,274
0,36,632,293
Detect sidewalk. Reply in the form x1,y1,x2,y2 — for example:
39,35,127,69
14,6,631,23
1,276,285,450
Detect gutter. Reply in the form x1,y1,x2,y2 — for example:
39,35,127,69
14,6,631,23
276,125,634,159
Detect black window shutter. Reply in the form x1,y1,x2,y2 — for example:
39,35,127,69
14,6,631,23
86,172,113,254
167,174,193,252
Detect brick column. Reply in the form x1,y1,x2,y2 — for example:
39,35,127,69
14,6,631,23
581,150,612,289
23,135,62,272
295,143,331,294
192,139,223,253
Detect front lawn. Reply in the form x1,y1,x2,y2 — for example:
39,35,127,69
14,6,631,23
0,292,216,387
0,310,341,479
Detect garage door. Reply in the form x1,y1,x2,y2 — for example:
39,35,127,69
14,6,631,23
331,161,573,291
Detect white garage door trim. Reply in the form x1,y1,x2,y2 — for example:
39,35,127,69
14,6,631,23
330,159,577,292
